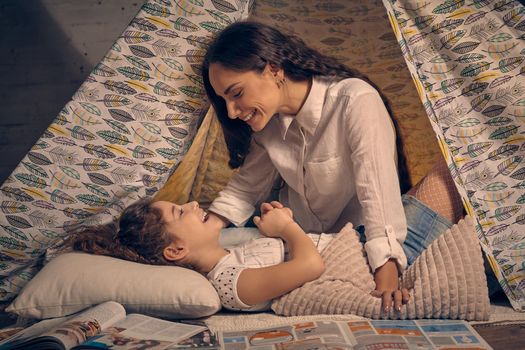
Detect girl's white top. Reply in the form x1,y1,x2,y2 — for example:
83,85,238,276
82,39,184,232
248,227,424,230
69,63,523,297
209,77,407,272
207,234,333,311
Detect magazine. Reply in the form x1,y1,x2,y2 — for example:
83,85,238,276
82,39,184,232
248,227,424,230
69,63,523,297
166,329,220,349
217,319,493,350
0,301,206,350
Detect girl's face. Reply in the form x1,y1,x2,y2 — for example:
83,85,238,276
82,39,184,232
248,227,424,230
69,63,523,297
151,201,218,246
208,63,282,132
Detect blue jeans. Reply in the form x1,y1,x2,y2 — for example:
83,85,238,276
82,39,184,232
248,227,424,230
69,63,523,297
358,194,452,266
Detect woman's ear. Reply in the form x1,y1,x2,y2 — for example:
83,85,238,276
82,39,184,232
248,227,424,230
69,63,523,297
163,242,188,262
266,62,282,77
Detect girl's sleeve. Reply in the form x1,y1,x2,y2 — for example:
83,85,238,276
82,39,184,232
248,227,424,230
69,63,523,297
208,138,279,227
343,88,408,272
209,265,271,311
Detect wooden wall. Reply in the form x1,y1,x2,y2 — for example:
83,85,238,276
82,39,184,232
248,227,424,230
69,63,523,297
0,0,145,184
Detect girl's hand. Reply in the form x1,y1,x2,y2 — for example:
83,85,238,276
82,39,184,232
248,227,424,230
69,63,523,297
371,259,410,313
236,201,324,306
253,201,295,238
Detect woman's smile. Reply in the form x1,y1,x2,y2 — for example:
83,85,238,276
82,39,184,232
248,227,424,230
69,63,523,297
235,107,265,131
208,63,282,132
242,109,267,132
240,109,256,122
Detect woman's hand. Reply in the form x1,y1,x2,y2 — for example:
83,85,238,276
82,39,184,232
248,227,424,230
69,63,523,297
253,201,295,238
371,259,410,313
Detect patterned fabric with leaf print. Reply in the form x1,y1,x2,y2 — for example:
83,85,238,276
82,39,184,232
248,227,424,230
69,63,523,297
383,0,525,310
0,0,252,305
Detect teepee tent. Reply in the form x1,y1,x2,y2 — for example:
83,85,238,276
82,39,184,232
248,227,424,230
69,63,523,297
0,0,524,312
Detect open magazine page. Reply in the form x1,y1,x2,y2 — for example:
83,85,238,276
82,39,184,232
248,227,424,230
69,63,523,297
0,317,72,348
217,320,493,350
165,329,220,349
68,301,126,330
0,301,126,350
219,321,356,349
38,301,126,350
0,329,25,344
74,314,206,350
414,320,493,349
351,320,493,350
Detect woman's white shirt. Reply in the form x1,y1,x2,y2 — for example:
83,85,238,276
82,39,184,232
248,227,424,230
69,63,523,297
209,77,408,272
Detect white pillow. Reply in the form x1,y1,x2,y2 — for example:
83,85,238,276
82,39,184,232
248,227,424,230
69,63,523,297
6,252,221,320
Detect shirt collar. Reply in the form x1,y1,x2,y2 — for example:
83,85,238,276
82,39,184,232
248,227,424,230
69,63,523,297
278,77,328,140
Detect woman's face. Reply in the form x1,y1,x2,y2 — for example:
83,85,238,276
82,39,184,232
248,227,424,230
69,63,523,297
151,201,218,246
208,63,282,132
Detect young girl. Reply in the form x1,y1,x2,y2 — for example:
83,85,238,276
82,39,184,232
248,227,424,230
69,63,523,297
70,199,329,312
201,20,464,311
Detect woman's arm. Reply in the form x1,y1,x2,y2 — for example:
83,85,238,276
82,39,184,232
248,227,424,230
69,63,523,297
235,202,325,306
208,138,280,227
344,88,407,272
342,81,409,311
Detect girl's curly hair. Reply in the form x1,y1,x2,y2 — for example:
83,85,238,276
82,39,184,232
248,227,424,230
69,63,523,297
68,198,175,265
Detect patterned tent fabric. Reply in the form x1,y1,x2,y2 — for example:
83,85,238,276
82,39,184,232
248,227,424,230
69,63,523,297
2,0,524,314
0,0,252,305
382,0,525,310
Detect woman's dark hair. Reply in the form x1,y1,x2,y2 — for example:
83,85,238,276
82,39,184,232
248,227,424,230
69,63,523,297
67,198,175,265
202,21,410,193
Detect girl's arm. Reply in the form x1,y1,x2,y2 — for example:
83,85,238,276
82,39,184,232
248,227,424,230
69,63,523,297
235,202,325,306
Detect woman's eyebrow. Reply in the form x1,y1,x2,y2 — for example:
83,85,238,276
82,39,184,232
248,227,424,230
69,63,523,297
224,82,240,95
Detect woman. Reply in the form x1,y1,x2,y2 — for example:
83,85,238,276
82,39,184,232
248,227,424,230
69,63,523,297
201,21,463,312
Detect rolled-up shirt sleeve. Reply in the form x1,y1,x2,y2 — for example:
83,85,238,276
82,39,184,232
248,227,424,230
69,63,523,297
343,90,408,272
208,138,279,227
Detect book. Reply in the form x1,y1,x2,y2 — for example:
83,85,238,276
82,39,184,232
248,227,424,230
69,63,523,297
216,319,493,350
0,301,207,350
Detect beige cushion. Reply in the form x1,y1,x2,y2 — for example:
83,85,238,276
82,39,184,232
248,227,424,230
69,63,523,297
6,252,221,319
272,216,490,321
